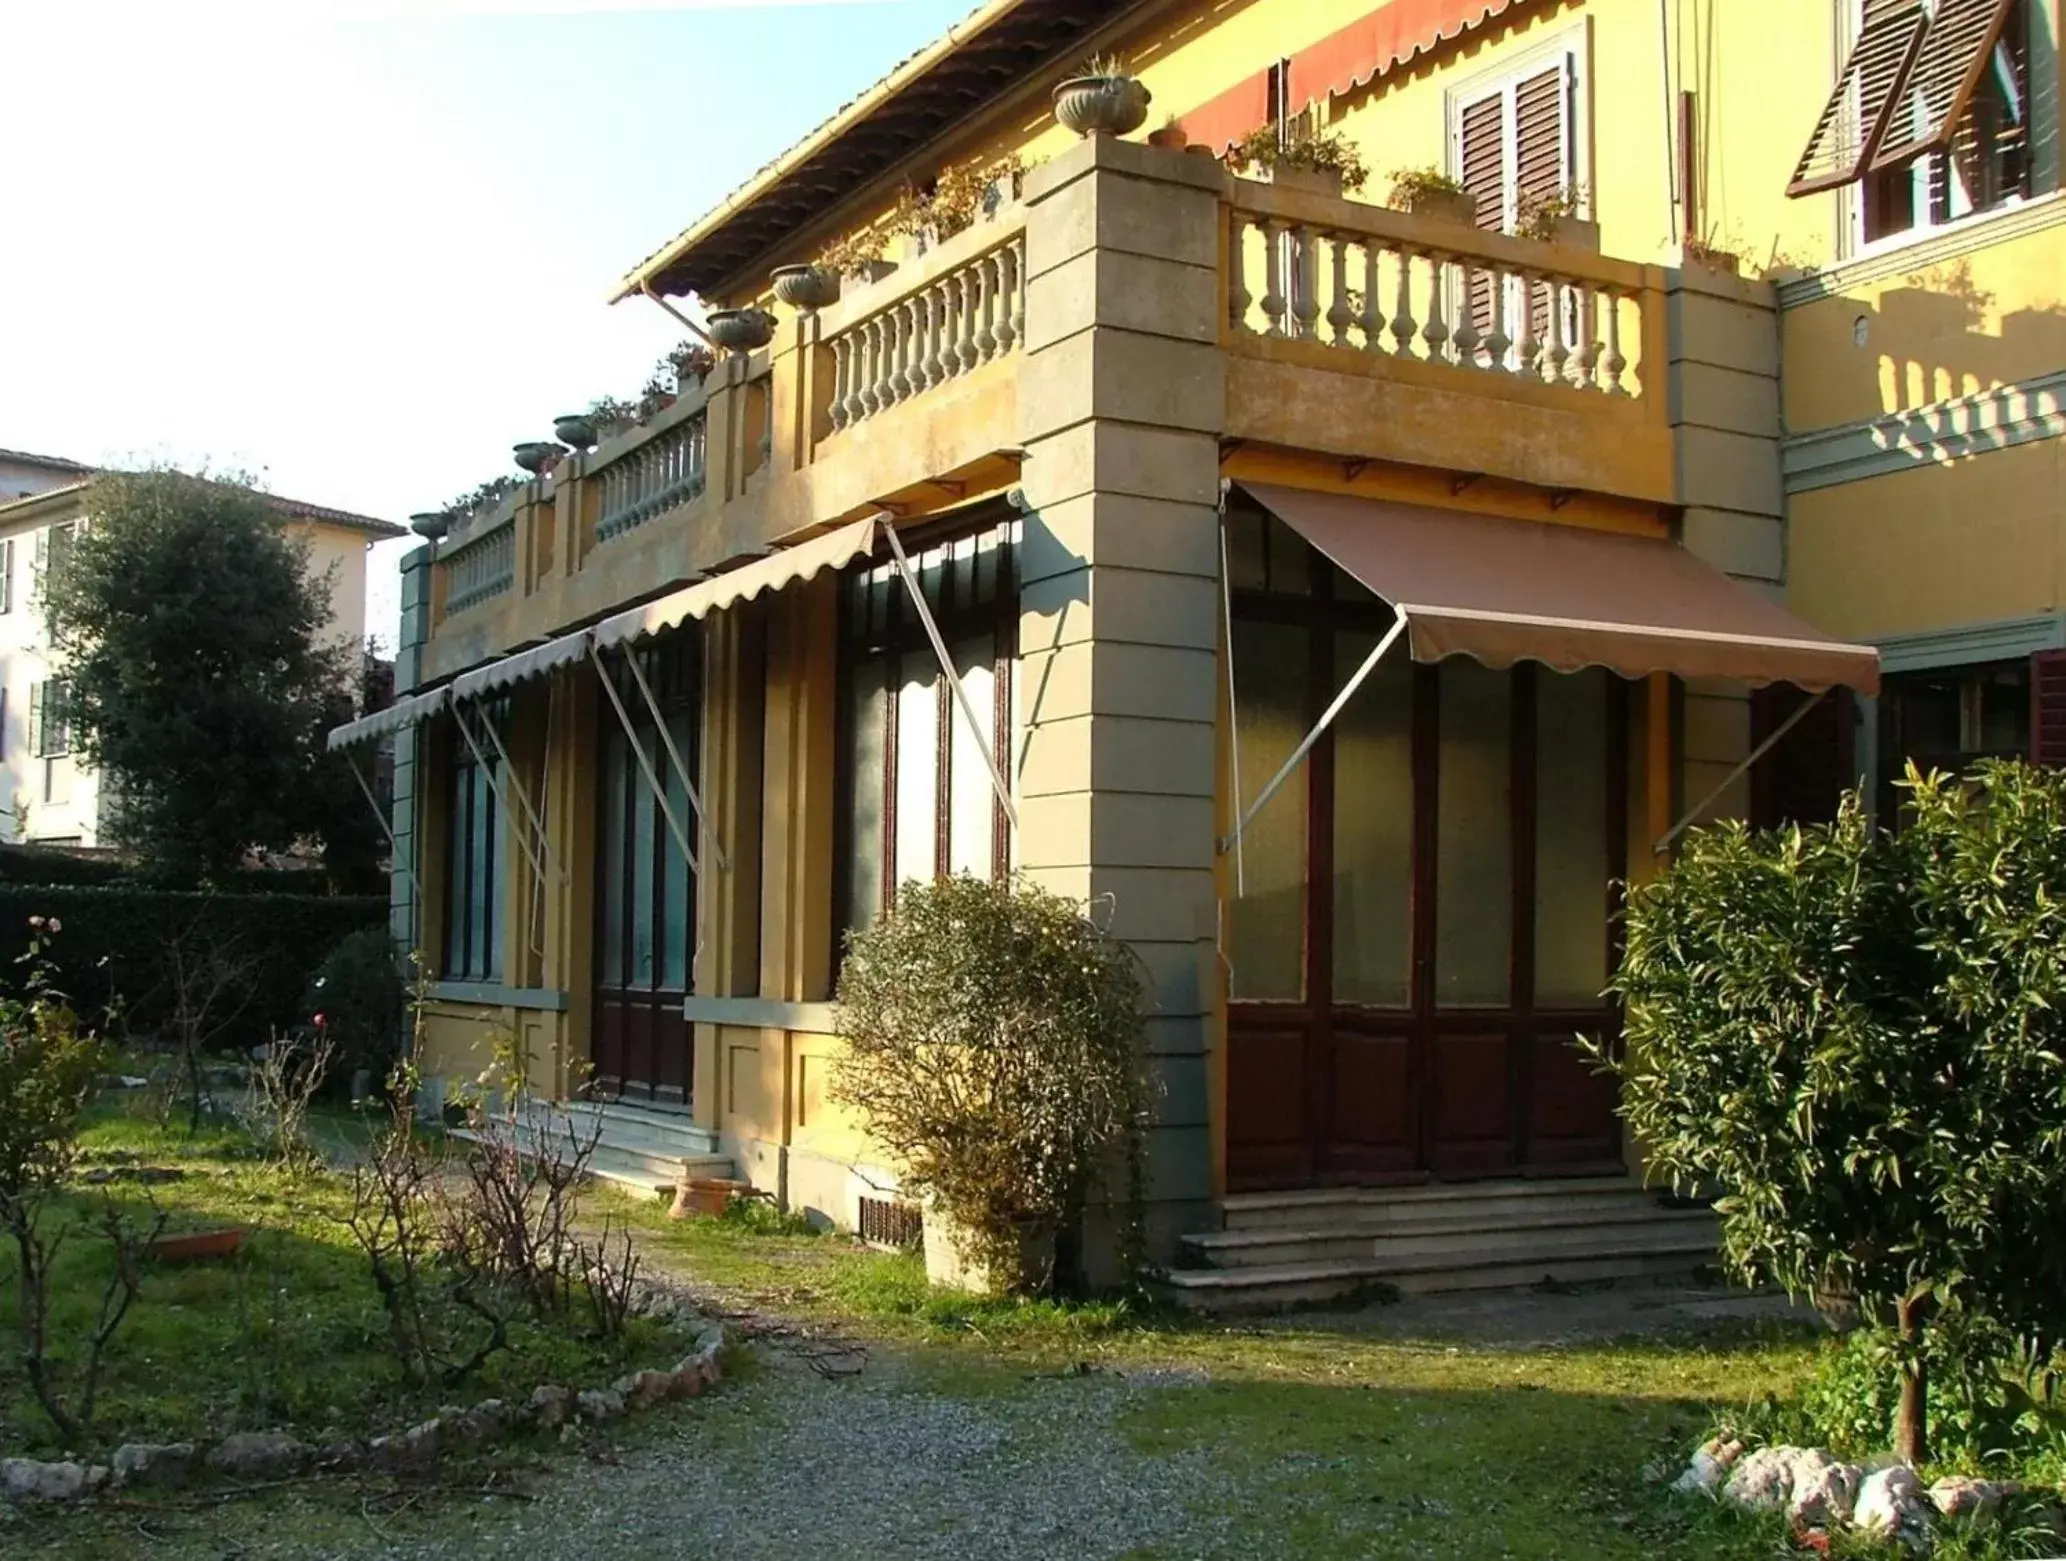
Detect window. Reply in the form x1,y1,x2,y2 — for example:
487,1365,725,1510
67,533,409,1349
1451,47,1580,234
33,522,74,602
1878,657,2029,813
837,521,1016,936
442,711,502,982
595,636,698,1001
0,538,15,614
29,679,71,759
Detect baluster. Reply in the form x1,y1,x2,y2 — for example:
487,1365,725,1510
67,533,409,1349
1360,243,1382,353
1391,244,1418,356
1010,235,1027,347
1326,235,1353,346
1545,281,1572,386
975,256,998,361
923,287,947,388
859,319,883,416
1601,288,1628,394
1485,268,1512,373
1260,220,1287,337
994,246,1020,353
1453,259,1482,368
1421,253,1450,362
1291,225,1321,341
946,271,971,373
1229,215,1250,333
1515,274,1541,381
890,305,914,402
1574,286,1602,389
829,335,850,431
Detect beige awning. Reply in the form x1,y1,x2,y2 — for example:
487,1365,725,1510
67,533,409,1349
589,514,879,651
1240,483,1880,695
325,686,448,752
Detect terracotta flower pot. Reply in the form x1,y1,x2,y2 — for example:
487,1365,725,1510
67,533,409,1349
149,1228,244,1263
771,264,840,311
1052,74,1152,138
668,1176,752,1220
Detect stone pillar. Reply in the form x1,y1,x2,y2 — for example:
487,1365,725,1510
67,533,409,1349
1666,261,1785,827
1017,138,1227,1268
390,544,434,956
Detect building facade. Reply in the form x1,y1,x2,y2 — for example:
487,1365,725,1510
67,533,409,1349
336,0,2057,1295
1,469,402,847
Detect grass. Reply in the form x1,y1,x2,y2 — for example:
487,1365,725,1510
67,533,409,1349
0,1102,689,1458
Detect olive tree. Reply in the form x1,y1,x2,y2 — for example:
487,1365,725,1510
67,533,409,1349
1605,762,2066,1464
831,875,1150,1296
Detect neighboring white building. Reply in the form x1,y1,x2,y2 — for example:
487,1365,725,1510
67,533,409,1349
0,458,404,847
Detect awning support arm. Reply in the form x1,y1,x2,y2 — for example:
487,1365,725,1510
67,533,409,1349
619,638,730,873
639,282,717,352
587,639,700,873
1219,606,1409,857
451,701,551,889
342,751,424,908
882,519,1019,831
467,699,568,884
1654,688,1831,856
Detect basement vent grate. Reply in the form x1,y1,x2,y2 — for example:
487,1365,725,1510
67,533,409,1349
858,1195,923,1250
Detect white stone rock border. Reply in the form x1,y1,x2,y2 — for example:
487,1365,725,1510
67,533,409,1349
0,1324,740,1506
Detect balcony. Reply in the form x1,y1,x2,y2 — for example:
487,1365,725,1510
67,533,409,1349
420,140,1700,684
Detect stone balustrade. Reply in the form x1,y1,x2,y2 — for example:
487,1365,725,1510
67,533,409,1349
442,519,516,616
823,228,1027,432
596,409,707,543
1225,181,1657,399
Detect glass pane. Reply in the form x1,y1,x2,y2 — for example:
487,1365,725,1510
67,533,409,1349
894,657,942,895
1980,662,2030,753
661,710,693,991
1435,660,1511,1008
1331,632,1413,1008
1224,509,1267,591
1895,673,1962,760
445,762,468,977
948,637,998,879
1228,619,1308,1001
1534,671,1611,1008
845,660,889,932
630,736,655,989
1263,514,1313,595
601,733,627,984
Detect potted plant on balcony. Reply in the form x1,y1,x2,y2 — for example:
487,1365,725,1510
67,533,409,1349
1223,126,1369,197
819,229,894,289
586,396,639,438
512,440,558,476
1052,53,1151,138
1681,225,1743,276
705,307,776,353
664,340,716,391
771,262,840,312
553,413,596,451
1516,186,1599,250
1147,114,1188,151
634,374,676,422
409,511,450,541
1387,167,1478,228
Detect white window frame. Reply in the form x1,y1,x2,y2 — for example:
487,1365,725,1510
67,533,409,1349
1442,20,1592,235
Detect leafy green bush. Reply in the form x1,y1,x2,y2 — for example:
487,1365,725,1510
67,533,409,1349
0,925,105,1208
305,926,406,1085
1604,761,2066,1463
831,875,1149,1297
0,887,384,1051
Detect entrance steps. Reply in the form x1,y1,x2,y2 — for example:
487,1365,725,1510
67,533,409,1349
1163,1178,1717,1310
452,1097,733,1200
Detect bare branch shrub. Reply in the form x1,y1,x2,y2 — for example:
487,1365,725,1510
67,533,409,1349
158,919,258,1134
238,1027,337,1168
575,1215,642,1343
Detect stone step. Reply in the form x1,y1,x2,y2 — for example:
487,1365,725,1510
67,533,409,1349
454,1107,733,1200
1219,1178,1677,1232
1185,1206,1717,1271
1159,1239,1720,1311
557,1099,721,1157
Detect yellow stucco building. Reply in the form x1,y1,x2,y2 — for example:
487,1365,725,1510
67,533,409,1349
332,0,2054,1301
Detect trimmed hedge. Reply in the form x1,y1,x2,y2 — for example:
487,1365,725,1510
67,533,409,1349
0,886,387,1049
0,843,129,886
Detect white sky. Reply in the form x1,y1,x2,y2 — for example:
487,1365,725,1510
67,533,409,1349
0,0,966,653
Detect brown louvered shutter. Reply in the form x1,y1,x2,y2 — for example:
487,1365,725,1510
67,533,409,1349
1514,63,1569,209
1788,0,1931,196
2030,650,2066,766
1459,92,1506,345
1751,686,1857,830
1873,0,2022,169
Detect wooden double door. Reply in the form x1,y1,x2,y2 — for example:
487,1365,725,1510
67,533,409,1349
1221,509,1626,1189
590,636,699,1106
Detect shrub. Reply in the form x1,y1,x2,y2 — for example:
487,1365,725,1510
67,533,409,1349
0,886,384,1051
1602,762,2066,1464
831,875,1150,1297
306,926,407,1086
0,844,128,887
1224,126,1370,192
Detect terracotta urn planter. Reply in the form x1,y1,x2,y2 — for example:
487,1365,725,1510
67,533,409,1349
706,307,776,352
149,1228,244,1263
1147,124,1188,151
552,413,597,451
1398,187,1479,228
920,1204,1055,1297
1052,73,1151,138
512,440,557,475
669,1175,752,1220
771,264,840,312
408,511,449,541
